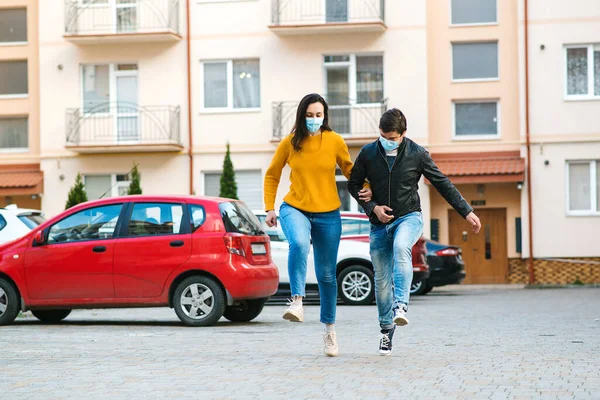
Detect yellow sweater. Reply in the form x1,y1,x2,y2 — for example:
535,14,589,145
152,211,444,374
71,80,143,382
264,130,356,213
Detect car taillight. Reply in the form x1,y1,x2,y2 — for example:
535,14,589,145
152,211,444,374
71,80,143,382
224,233,245,257
436,248,459,256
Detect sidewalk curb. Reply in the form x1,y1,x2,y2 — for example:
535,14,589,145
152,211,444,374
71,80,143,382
525,284,600,289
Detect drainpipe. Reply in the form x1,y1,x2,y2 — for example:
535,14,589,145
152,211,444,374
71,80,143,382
524,0,535,284
186,0,194,195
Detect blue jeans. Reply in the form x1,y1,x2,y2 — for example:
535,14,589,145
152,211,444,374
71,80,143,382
370,212,424,330
279,202,341,325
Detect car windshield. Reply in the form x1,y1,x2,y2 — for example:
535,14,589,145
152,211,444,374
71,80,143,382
18,214,45,229
218,202,265,236
256,215,287,242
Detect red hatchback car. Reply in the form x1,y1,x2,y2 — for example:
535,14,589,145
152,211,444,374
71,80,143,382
0,196,279,327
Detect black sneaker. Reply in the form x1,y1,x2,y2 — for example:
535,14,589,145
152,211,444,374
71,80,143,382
379,326,396,356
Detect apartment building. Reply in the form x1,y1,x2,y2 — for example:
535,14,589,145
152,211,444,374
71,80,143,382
0,0,42,210
191,0,429,214
38,0,190,218
516,0,600,284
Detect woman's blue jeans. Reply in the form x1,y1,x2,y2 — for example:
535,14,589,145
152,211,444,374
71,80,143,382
279,202,341,324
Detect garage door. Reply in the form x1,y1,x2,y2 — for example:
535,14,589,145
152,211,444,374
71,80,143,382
203,170,262,210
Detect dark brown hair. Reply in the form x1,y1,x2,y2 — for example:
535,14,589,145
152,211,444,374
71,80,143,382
379,108,407,134
291,93,332,152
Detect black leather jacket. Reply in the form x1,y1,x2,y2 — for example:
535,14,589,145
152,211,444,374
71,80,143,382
348,138,473,225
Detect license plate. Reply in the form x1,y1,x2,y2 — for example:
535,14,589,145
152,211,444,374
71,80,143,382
251,243,267,255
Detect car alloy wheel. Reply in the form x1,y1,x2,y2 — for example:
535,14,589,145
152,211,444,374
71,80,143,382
341,270,372,302
0,287,8,318
179,283,214,320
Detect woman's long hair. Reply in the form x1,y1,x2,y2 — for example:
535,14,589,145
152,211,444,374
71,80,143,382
290,93,332,152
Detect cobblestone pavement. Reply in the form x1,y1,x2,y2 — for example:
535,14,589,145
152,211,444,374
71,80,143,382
1,287,599,400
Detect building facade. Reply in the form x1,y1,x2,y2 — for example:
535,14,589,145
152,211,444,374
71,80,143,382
0,0,42,210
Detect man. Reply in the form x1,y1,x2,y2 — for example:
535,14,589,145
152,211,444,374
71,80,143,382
348,108,481,356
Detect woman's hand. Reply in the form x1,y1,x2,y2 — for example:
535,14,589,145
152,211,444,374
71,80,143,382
359,187,372,202
265,210,278,227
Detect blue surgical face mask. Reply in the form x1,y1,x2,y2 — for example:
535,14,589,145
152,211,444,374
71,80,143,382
306,117,324,133
379,136,400,152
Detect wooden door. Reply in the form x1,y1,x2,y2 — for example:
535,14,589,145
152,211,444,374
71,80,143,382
448,208,508,284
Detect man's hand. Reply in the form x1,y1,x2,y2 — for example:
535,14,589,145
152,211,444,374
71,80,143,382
373,205,394,224
265,210,277,227
358,187,372,202
466,212,481,234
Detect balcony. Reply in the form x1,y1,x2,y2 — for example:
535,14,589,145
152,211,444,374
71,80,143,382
64,0,181,44
66,103,183,153
272,99,387,144
269,0,386,35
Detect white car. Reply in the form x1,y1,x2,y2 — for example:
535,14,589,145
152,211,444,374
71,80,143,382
0,205,46,245
255,211,375,305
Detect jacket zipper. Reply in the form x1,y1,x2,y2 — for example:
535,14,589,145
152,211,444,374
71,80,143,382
377,145,393,207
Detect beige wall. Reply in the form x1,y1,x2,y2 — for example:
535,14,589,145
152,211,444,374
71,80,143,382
427,0,521,153
190,0,429,207
37,0,190,216
430,182,522,258
0,0,40,164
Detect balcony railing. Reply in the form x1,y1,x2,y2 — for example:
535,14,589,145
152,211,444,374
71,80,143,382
270,0,385,33
272,98,387,141
64,0,180,42
66,102,182,153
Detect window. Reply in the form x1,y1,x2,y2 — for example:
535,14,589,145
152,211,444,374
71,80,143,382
0,215,6,231
218,202,264,235
202,59,260,110
453,101,499,139
0,8,27,43
324,54,384,105
18,214,45,229
335,169,363,212
127,203,184,236
565,45,600,99
189,204,206,232
567,161,600,215
451,0,497,25
0,117,28,151
204,170,262,210
82,63,138,113
47,204,123,243
0,60,28,96
452,42,498,81
85,174,132,200
256,215,287,242
341,218,370,236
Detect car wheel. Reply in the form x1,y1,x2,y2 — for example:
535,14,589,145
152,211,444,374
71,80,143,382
0,278,20,326
423,283,434,294
410,279,429,296
338,265,375,306
31,309,72,323
173,276,225,327
223,298,267,323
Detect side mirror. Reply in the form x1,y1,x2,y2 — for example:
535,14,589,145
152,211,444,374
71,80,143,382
33,230,45,246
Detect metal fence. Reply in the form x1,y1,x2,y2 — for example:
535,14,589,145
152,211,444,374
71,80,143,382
272,98,387,140
66,102,181,147
271,0,384,25
64,0,179,36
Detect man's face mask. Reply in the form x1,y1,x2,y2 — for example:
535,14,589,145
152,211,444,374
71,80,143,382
379,136,400,151
306,117,324,133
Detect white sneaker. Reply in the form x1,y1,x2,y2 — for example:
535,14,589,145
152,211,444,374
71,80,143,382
323,331,339,357
282,295,304,322
393,307,409,326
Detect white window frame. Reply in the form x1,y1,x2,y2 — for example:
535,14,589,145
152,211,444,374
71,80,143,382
84,173,131,199
199,59,261,113
451,41,500,83
80,63,138,114
0,7,28,46
0,59,28,99
449,0,498,27
323,53,384,107
452,100,501,141
564,44,599,101
565,160,599,216
0,116,29,153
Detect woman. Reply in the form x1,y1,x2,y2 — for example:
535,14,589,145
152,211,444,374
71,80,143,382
264,93,370,357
